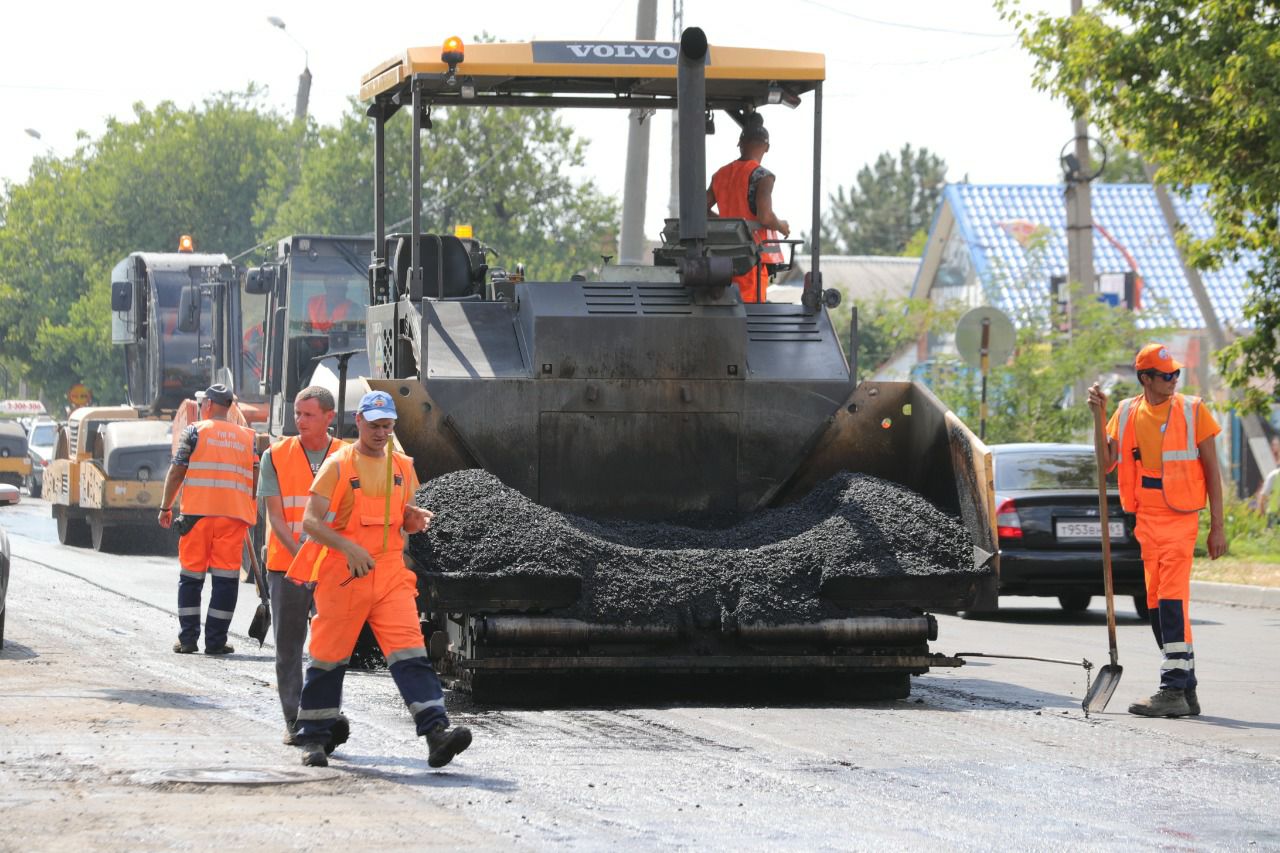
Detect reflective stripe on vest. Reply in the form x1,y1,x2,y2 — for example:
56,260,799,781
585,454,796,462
179,420,257,525
1116,393,1206,513
265,435,339,572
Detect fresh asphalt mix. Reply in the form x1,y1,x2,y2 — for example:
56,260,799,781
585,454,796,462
2,495,1278,848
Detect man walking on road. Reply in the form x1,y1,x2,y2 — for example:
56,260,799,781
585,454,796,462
287,391,472,768
158,384,259,655
257,386,342,746
1089,343,1229,718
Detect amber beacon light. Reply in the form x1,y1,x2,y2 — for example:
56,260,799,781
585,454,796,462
442,36,464,65
178,234,194,253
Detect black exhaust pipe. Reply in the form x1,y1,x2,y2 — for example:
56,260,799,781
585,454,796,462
677,26,708,246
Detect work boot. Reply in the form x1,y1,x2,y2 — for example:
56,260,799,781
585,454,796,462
325,714,351,756
1128,688,1192,718
204,644,235,655
301,742,328,768
172,641,197,654
282,720,299,747
425,723,473,768
1186,687,1200,716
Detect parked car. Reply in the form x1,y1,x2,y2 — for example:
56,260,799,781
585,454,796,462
24,418,57,499
992,443,1147,616
0,481,18,648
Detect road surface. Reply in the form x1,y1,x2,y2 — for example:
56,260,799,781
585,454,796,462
2,497,1277,850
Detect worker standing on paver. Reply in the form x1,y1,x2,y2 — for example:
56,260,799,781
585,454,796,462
287,391,472,768
706,113,789,303
158,384,259,655
1089,343,1229,718
257,385,344,746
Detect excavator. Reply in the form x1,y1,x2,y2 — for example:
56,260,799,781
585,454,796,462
357,29,998,699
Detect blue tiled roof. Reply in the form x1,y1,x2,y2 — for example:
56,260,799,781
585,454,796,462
943,183,1254,330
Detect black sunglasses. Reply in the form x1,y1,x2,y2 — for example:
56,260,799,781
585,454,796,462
1142,369,1180,382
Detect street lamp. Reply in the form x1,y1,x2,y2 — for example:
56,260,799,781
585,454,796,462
266,16,311,123
24,127,52,153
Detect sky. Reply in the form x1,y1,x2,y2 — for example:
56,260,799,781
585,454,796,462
1,0,1069,249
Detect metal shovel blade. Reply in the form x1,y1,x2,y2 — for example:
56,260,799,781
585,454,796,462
1082,663,1123,713
248,603,271,648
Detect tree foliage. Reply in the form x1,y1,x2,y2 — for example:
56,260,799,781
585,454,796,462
0,91,294,403
0,88,617,405
1094,133,1148,183
922,285,1155,444
261,100,617,281
1000,0,1280,412
821,144,947,256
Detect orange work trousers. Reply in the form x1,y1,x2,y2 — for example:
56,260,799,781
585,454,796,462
308,550,425,667
1133,469,1199,690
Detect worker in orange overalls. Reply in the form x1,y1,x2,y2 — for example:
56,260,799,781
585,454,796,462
287,391,472,768
157,384,259,655
258,385,342,746
706,114,789,303
1089,343,1228,718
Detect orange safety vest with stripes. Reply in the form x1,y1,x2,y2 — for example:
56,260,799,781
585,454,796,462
710,158,785,303
179,419,258,525
284,443,416,585
264,435,339,572
1115,392,1207,513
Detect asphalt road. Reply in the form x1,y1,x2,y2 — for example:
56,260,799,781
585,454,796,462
2,496,1278,851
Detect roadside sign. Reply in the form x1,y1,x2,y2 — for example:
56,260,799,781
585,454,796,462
0,399,46,416
956,306,1015,369
67,384,92,408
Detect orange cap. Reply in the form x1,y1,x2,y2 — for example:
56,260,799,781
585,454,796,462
1134,343,1182,372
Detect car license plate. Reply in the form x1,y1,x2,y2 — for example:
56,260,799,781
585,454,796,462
1056,520,1125,540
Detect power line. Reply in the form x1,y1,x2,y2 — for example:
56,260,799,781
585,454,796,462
796,0,1014,38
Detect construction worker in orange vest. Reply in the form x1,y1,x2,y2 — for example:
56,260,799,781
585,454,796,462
306,281,359,334
706,113,789,303
257,385,342,747
1089,343,1229,718
157,383,259,655
287,391,472,768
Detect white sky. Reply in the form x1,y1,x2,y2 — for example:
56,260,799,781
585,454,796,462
1,0,1068,246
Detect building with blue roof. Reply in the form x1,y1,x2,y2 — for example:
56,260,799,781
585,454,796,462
910,183,1253,333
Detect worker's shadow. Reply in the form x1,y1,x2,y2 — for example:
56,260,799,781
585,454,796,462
1180,714,1280,732
0,641,39,660
93,688,223,710
335,753,518,790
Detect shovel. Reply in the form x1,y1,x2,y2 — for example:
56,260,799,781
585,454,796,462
1083,399,1123,713
244,534,271,647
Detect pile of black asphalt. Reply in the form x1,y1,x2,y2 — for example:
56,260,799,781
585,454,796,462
407,469,976,627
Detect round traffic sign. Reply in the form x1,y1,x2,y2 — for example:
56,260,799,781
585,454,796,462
955,306,1015,369
67,383,92,408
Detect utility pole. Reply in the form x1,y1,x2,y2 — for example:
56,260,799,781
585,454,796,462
268,16,311,124
1063,0,1095,313
619,0,658,264
1145,163,1275,484
668,0,684,221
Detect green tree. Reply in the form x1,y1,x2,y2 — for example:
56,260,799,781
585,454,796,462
261,99,618,281
821,144,947,256
830,297,960,378
1000,0,1280,412
0,90,295,401
1093,134,1148,183
922,285,1159,444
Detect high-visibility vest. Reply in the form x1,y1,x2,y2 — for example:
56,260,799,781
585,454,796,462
264,435,338,572
710,158,785,303
307,295,351,333
1115,393,1207,513
285,443,416,585
180,419,258,525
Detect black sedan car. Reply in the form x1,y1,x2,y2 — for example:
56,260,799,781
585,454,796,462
992,443,1147,616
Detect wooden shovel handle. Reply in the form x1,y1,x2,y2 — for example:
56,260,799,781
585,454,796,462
1093,401,1119,664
